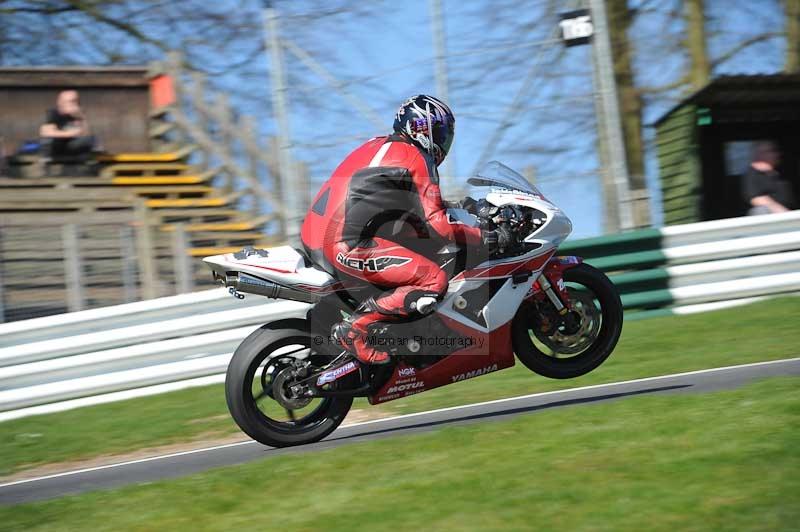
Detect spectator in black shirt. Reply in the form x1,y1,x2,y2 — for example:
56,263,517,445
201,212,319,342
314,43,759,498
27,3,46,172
741,141,793,215
39,90,95,158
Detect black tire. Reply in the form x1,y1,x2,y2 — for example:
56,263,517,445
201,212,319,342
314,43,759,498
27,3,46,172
512,263,623,379
225,320,353,447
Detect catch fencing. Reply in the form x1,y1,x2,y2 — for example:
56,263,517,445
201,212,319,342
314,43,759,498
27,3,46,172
1,211,799,421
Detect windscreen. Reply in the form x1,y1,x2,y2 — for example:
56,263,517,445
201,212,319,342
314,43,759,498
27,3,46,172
466,161,542,195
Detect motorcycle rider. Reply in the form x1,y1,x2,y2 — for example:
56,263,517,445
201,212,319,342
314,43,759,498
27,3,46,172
301,95,512,365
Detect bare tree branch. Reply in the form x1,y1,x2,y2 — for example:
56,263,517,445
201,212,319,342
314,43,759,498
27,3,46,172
711,31,784,69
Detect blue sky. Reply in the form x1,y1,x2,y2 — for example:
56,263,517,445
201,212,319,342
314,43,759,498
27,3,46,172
223,0,786,238
238,1,607,237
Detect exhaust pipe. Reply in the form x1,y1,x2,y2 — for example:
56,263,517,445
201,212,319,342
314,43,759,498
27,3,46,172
227,272,321,304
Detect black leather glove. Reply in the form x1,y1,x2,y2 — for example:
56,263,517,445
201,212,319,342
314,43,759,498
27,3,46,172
477,202,498,220
482,224,515,254
460,196,478,214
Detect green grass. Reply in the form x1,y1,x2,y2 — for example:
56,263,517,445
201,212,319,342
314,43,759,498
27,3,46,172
2,376,798,531
1,297,798,477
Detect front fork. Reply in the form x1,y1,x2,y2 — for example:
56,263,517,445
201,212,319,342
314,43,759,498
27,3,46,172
536,273,569,315
529,255,584,313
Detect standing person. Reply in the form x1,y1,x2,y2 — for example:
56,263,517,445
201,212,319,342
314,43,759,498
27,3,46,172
39,90,95,158
300,94,512,365
742,141,794,215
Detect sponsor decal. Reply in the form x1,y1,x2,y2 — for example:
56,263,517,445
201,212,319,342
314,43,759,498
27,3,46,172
316,361,358,386
451,363,499,383
378,393,401,402
336,253,412,273
385,381,424,394
398,366,416,378
411,117,430,135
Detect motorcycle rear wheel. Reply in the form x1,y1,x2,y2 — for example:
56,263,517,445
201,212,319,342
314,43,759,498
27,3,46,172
225,321,353,447
512,263,623,379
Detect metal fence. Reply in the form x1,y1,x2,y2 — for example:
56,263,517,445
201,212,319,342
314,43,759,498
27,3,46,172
0,205,219,323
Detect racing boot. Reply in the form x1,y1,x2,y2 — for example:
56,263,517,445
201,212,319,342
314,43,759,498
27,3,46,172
331,299,391,365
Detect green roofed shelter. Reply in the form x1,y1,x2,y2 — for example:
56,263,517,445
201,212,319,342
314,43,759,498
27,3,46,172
654,73,800,225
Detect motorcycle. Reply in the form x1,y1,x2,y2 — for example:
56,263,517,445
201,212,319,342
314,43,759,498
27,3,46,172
203,161,623,447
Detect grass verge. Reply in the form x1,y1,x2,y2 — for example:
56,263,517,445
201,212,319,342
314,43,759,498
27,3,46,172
1,376,798,530
1,296,798,477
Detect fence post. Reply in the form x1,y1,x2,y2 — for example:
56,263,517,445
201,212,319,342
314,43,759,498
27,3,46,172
268,136,287,239
161,52,189,156
135,200,159,300
241,114,261,211
215,93,237,193
62,224,86,312
119,225,137,303
0,229,5,323
172,223,193,294
190,71,212,171
294,160,310,212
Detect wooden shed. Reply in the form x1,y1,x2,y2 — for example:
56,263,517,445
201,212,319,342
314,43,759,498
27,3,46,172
0,66,151,156
655,74,800,225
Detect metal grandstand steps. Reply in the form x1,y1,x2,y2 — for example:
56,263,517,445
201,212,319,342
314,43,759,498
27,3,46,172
100,163,193,178
97,152,180,163
95,146,196,163
144,193,243,209
0,201,133,212
111,174,212,185
158,215,271,233
0,175,214,187
110,185,216,198
1,183,217,200
155,209,245,223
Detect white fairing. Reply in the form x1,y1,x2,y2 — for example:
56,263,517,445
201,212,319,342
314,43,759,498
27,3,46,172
485,189,573,247
203,246,336,290
434,161,573,332
437,275,537,332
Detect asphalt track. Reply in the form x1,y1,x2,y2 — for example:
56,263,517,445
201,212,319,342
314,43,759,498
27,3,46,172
1,357,798,505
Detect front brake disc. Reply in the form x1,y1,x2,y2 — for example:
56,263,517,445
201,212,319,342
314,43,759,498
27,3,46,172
536,291,601,356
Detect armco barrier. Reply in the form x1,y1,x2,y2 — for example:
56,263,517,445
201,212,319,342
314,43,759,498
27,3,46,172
560,210,800,311
0,287,263,348
0,293,309,420
0,211,799,421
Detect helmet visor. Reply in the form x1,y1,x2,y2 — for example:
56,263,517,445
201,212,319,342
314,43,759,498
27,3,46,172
433,118,454,158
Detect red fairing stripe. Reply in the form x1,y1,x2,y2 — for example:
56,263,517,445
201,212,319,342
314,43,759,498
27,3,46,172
232,262,297,274
454,251,554,281
292,282,348,293
544,255,583,274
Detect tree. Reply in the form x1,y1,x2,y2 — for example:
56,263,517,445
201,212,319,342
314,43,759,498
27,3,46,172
787,0,800,71
607,0,649,226
685,0,710,90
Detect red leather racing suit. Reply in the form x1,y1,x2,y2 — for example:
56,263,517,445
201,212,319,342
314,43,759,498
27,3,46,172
301,134,481,360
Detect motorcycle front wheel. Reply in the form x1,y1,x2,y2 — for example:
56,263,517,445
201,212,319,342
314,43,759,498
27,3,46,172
225,321,353,447
511,263,623,379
